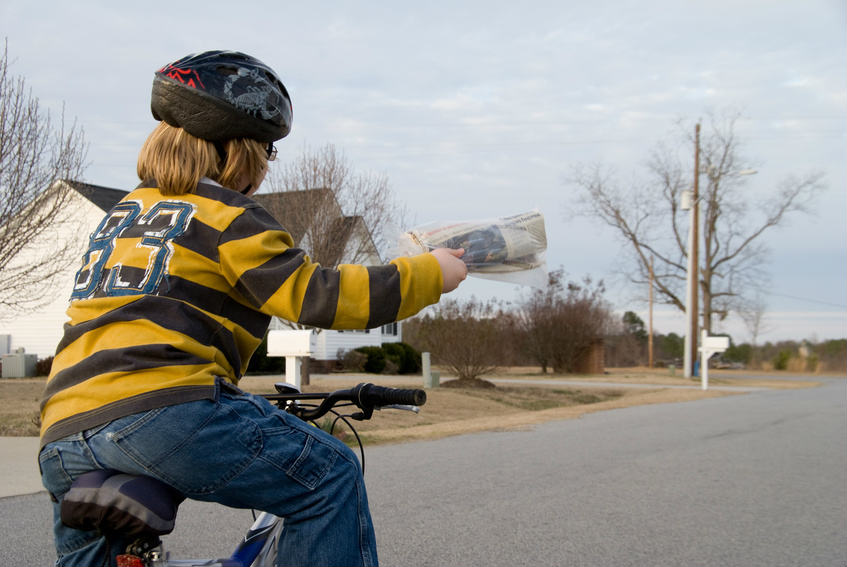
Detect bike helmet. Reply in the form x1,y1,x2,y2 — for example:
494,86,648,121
151,50,292,143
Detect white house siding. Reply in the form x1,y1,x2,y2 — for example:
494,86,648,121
317,326,401,361
268,318,402,361
0,192,104,359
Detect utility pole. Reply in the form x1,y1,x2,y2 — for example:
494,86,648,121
648,255,654,368
689,123,701,377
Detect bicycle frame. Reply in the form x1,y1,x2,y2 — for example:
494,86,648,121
133,511,283,566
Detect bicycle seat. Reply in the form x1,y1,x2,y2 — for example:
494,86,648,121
61,469,184,537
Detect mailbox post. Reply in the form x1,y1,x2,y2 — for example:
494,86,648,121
699,330,729,391
267,330,313,389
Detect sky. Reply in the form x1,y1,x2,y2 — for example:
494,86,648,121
1,0,845,344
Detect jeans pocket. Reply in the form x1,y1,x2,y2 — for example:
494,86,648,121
108,401,262,495
285,433,339,490
258,415,343,491
39,446,73,498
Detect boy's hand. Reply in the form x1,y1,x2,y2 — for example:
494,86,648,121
431,248,468,293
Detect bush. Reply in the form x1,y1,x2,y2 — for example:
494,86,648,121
381,343,404,372
339,349,367,372
772,350,791,371
354,346,386,374
36,356,54,377
408,297,511,380
381,342,421,374
247,334,285,375
805,353,819,373
383,358,399,375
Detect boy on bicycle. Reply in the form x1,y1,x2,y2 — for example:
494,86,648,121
38,50,467,567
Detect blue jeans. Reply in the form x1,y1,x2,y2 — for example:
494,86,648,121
39,384,378,566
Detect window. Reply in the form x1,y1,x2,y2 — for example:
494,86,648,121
381,322,398,336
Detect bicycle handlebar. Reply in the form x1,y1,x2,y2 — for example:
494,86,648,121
357,383,426,407
263,382,426,422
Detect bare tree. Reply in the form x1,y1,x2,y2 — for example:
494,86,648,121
603,311,648,368
739,293,771,369
568,110,823,334
262,143,409,266
739,293,770,346
513,271,561,373
514,270,613,373
258,144,410,385
404,297,511,383
0,41,88,315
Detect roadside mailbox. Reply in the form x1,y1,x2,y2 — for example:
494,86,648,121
699,331,729,390
267,330,313,389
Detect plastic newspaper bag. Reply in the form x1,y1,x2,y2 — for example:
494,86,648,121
396,209,548,288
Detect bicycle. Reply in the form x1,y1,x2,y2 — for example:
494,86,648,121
58,382,427,567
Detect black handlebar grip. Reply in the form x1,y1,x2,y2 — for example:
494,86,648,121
360,384,427,407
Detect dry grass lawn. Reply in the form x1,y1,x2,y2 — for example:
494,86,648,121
3,367,824,442
0,378,46,436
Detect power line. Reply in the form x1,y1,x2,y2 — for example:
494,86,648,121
764,292,847,309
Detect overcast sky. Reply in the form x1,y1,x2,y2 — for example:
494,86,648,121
2,0,844,343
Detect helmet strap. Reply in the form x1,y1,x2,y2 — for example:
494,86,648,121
213,141,228,164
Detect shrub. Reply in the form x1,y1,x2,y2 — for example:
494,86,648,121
401,342,423,373
36,356,54,376
515,271,613,374
381,343,404,372
246,334,285,375
805,353,819,373
354,346,386,374
381,342,421,374
408,296,511,380
339,349,367,372
383,358,399,375
772,350,791,371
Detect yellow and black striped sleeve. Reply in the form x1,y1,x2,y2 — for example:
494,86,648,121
219,204,443,329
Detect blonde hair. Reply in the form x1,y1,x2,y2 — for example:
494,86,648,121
137,122,268,195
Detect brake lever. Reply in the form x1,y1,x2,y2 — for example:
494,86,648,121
377,405,421,414
350,406,373,421
351,404,421,421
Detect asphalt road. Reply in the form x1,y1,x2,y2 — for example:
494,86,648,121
3,376,845,566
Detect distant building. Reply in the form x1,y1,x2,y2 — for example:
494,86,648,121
0,180,126,359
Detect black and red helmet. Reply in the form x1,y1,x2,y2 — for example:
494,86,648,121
151,50,292,143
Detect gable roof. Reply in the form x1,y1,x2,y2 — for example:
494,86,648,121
253,188,342,242
253,188,381,264
63,180,128,211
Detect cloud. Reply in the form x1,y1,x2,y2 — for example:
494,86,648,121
1,0,842,330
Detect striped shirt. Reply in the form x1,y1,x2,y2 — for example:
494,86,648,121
40,180,442,446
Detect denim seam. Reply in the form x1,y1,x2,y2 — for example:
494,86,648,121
286,436,318,489
357,470,375,566
80,436,106,470
56,529,104,558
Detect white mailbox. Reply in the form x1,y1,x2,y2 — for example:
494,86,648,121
267,330,313,357
267,330,313,389
702,335,729,351
699,330,730,391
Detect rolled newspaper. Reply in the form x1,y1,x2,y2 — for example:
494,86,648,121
398,210,548,285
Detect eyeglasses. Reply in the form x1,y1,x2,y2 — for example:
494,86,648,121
266,143,278,162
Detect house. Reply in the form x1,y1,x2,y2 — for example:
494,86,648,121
0,181,401,368
252,189,403,369
253,189,383,267
0,180,127,359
